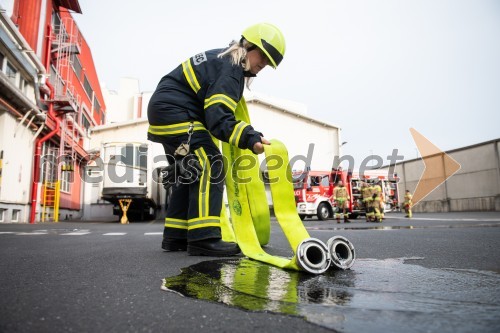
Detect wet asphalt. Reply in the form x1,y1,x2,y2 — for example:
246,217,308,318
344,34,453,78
0,211,499,333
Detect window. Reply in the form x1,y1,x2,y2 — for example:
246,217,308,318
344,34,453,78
60,168,72,193
19,77,27,93
40,146,58,183
52,13,61,36
83,75,93,99
0,209,5,222
6,62,18,85
82,115,91,131
71,54,82,79
12,209,20,222
0,51,4,71
94,99,101,118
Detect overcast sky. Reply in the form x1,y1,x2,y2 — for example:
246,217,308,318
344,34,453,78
73,0,500,168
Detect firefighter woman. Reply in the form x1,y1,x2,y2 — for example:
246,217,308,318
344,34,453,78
147,23,286,256
404,189,413,218
333,180,351,223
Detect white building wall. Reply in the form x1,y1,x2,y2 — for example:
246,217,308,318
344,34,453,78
0,111,35,222
0,0,15,17
101,89,122,123
247,101,340,170
102,78,140,124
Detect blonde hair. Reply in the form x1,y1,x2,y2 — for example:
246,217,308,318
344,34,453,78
218,39,253,71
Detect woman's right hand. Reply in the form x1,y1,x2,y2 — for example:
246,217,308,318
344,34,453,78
253,137,271,154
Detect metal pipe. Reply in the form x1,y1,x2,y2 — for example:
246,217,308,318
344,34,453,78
30,22,57,224
21,115,36,137
296,238,331,274
14,109,32,137
327,236,356,270
29,37,59,224
32,120,46,142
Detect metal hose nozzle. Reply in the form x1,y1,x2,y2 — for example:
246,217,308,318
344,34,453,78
327,236,355,270
296,238,331,274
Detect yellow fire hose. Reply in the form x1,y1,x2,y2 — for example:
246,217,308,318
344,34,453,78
219,99,355,274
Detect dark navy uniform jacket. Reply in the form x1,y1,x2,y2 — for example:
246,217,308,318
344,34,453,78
147,48,262,152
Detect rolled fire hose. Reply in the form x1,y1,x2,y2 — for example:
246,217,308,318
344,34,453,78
219,98,355,273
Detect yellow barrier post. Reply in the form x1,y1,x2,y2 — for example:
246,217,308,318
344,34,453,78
118,199,132,224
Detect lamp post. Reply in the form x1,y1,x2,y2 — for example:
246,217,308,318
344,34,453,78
339,141,348,157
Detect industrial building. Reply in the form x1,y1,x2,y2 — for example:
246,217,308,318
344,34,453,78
392,138,500,212
0,0,106,223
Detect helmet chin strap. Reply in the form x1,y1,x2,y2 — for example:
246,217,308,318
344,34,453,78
246,45,257,52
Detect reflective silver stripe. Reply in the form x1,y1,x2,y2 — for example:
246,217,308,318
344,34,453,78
194,148,210,217
189,218,219,227
148,121,207,136
182,60,201,93
164,219,188,229
229,122,249,146
188,218,220,230
204,94,237,111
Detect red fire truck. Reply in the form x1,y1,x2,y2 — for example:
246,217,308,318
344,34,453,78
293,168,400,220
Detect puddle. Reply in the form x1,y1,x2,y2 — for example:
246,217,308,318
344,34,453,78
306,223,500,231
33,229,89,234
162,258,500,333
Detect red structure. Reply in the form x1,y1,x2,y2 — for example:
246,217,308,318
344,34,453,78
11,0,106,223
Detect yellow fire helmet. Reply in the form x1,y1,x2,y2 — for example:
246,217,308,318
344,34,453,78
242,23,286,68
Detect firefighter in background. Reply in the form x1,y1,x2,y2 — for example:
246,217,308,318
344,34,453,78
333,180,351,223
371,180,384,222
404,190,413,218
361,182,374,222
378,180,386,220
147,23,286,256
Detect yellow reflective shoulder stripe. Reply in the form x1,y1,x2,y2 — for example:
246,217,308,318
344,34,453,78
148,121,207,136
204,94,237,111
194,148,211,218
188,216,220,230
228,121,249,147
182,59,201,93
165,217,188,229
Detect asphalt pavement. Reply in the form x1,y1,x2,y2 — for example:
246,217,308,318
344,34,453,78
1,211,499,332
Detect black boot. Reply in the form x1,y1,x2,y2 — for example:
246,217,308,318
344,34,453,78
162,238,188,252
188,238,240,257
